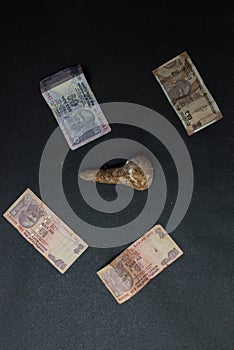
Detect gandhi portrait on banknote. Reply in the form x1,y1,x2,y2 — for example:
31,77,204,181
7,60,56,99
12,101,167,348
165,80,191,104
11,194,45,228
101,261,133,297
64,108,99,144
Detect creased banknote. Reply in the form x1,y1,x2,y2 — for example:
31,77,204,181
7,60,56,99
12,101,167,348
40,65,111,150
97,224,183,303
3,188,88,273
152,51,223,135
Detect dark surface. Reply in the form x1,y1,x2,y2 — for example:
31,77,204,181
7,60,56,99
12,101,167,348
0,1,233,349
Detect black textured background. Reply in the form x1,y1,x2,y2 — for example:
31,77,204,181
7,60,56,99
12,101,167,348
0,1,233,349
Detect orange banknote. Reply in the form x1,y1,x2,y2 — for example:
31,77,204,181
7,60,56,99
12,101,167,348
97,224,183,303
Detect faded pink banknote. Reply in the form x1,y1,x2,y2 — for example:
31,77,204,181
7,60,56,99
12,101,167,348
3,188,88,273
97,224,183,303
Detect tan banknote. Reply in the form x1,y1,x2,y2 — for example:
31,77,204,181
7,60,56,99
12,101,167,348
97,224,183,303
152,51,223,135
3,188,88,273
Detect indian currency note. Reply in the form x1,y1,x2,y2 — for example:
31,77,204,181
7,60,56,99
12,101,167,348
3,188,88,273
40,65,111,150
97,224,183,303
152,51,223,135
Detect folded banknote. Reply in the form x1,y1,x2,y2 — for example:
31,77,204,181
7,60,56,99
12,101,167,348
3,188,88,273
152,51,223,135
97,224,183,303
40,65,111,150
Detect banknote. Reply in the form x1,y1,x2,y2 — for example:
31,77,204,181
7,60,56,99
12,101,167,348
40,65,111,150
97,224,183,303
152,51,223,135
3,188,88,273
